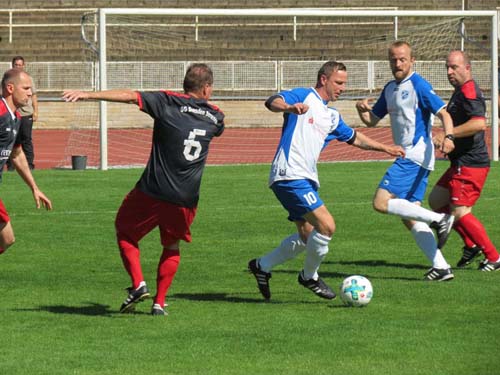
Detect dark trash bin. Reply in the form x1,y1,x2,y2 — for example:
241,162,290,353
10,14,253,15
71,155,87,170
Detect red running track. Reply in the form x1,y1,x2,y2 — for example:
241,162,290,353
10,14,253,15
32,128,494,169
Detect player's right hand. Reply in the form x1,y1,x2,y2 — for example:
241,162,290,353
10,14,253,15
355,98,374,113
287,103,309,115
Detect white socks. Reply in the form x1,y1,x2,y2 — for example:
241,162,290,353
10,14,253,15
303,230,331,280
387,198,443,224
259,233,306,272
259,230,331,280
411,222,450,269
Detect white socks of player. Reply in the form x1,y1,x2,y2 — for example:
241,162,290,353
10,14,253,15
259,233,306,272
303,230,331,281
387,198,444,224
411,222,450,269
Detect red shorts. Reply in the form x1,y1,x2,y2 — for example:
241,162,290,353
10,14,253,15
115,187,197,247
0,199,10,224
436,165,489,207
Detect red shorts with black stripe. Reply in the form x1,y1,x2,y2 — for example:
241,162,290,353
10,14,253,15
115,187,197,247
436,165,489,206
0,199,10,224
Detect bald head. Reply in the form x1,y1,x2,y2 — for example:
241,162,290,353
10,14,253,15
446,50,472,87
448,50,471,65
1,68,33,108
2,68,30,91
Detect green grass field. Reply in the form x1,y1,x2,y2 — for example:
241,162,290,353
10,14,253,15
0,161,499,375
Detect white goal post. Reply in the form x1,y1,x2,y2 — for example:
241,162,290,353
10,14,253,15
93,8,498,170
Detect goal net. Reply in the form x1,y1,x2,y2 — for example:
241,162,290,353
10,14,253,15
61,9,498,169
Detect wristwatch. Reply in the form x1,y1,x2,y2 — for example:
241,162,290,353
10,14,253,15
445,134,455,141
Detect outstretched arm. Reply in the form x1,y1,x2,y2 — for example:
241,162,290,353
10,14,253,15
352,131,405,158
10,146,52,210
62,89,138,104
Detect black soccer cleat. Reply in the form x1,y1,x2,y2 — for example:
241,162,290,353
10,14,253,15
248,259,271,300
430,214,455,250
456,246,483,268
151,303,168,316
424,267,454,281
298,272,336,300
478,259,500,272
119,284,150,313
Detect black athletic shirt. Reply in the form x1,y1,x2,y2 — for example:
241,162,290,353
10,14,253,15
446,80,489,167
136,91,224,208
0,98,21,181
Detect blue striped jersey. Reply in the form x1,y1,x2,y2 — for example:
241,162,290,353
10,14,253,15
371,72,446,170
269,87,355,187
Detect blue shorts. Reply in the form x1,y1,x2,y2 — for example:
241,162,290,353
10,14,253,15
378,158,430,203
271,179,324,222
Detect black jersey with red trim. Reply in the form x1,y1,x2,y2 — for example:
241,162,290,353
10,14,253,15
135,91,224,207
446,80,489,167
0,98,21,181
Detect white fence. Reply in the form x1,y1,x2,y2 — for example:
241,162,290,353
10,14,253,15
1,60,492,95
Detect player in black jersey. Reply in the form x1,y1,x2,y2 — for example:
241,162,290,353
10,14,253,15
429,50,500,272
63,64,225,315
0,69,52,255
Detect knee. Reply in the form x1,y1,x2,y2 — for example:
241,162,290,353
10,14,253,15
372,199,387,214
372,189,390,214
317,222,335,238
1,236,15,252
318,215,336,238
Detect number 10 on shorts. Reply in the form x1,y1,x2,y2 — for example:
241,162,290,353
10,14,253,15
303,192,317,206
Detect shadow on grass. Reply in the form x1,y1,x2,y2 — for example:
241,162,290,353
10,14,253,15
14,302,118,316
173,292,276,304
326,259,429,270
271,261,423,281
173,292,326,305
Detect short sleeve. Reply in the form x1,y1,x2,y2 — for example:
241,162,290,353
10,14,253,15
324,112,355,147
414,78,446,115
137,91,170,119
461,81,486,118
278,87,312,105
371,86,388,120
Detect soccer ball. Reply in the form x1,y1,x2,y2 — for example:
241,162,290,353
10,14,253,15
340,275,373,307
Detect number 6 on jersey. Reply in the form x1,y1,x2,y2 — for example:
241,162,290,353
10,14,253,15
183,129,206,161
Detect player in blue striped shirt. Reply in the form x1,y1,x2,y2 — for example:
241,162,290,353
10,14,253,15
356,40,456,281
248,61,404,300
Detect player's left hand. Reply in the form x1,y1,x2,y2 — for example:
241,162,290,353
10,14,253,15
433,132,455,154
386,145,405,158
440,137,455,154
432,132,444,149
62,90,89,102
33,189,53,210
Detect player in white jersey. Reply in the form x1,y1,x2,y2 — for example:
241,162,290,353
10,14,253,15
356,40,456,281
248,61,405,300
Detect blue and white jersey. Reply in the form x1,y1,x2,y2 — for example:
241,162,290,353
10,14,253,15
371,72,445,170
269,87,355,187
